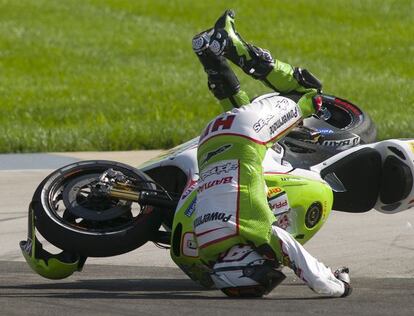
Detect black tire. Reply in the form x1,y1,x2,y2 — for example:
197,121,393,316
32,160,164,257
304,95,377,145
281,95,377,169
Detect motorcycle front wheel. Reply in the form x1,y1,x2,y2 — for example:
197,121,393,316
31,160,164,257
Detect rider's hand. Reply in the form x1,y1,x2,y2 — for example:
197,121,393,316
312,94,324,113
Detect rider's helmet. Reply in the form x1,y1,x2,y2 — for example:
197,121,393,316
211,244,286,297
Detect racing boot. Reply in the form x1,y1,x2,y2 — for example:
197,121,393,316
208,10,274,80
334,267,352,297
192,29,250,110
208,10,320,118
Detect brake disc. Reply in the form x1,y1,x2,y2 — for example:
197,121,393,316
62,174,131,221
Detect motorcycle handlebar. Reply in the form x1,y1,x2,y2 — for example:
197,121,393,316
138,191,179,209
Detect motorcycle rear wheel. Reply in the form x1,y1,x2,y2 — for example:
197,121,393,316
281,95,377,168
310,95,377,145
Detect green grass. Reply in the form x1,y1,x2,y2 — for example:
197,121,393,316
0,0,413,152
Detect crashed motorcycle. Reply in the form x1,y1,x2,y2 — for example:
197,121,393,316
255,92,377,168
20,93,413,287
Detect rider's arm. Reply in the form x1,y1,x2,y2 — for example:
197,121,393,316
271,226,351,297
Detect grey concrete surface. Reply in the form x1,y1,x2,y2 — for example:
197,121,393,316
0,151,170,266
0,150,164,170
0,151,413,315
1,262,414,316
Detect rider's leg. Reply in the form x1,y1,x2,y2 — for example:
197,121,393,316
194,96,350,297
196,136,350,297
270,225,351,297
208,10,319,117
192,30,250,111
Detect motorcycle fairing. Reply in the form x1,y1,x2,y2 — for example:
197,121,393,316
372,140,414,213
139,134,293,192
20,203,85,279
312,139,414,214
170,189,215,288
139,137,199,175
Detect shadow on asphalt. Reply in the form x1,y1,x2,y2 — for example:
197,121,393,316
0,278,206,292
0,277,329,301
1,262,414,316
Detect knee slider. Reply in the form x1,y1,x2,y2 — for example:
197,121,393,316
207,58,241,99
208,74,240,100
194,47,241,100
242,45,275,80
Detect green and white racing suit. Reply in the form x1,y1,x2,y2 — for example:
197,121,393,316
193,93,347,297
176,17,349,295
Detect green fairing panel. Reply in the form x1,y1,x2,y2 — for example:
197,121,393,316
170,174,333,288
264,173,333,245
20,205,82,280
170,190,215,288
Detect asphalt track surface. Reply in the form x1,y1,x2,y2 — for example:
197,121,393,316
1,151,413,315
